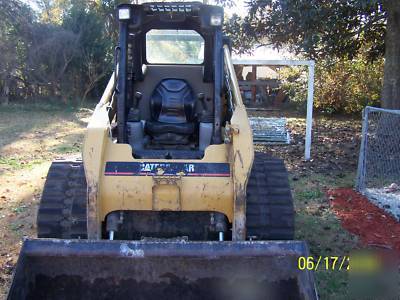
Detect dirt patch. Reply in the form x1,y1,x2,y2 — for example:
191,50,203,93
0,105,91,297
252,114,362,177
328,188,400,253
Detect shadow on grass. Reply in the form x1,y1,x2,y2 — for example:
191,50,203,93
0,103,92,146
0,102,93,175
50,132,84,155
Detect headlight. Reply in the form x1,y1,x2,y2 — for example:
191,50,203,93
118,8,130,20
210,14,222,26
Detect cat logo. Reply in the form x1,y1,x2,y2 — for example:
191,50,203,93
141,163,168,172
142,164,152,172
105,162,231,177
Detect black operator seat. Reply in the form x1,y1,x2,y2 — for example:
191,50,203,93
146,79,196,145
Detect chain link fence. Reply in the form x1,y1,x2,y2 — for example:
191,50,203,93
356,106,400,220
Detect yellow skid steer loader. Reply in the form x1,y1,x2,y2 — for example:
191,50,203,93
8,2,317,299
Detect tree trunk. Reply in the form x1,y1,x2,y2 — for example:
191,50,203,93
382,0,400,109
81,72,106,104
1,79,10,105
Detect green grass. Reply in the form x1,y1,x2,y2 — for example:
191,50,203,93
296,172,356,189
9,223,23,232
0,100,95,113
52,144,81,154
316,271,349,300
12,205,27,215
291,172,359,299
0,157,44,171
296,188,324,201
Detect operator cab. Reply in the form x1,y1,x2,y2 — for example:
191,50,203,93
115,2,228,159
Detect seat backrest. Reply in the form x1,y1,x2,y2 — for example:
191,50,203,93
150,79,195,124
134,65,213,121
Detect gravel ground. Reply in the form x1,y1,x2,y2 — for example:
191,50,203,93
364,188,400,221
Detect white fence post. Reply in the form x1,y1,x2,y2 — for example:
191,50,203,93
356,107,369,191
305,62,315,161
232,59,315,160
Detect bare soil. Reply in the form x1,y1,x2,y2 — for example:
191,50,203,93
251,113,362,177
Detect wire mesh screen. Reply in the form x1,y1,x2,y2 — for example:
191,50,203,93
249,117,290,144
356,106,400,220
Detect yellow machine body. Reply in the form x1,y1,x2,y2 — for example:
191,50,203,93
83,46,254,240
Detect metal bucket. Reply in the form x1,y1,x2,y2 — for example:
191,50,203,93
8,239,318,300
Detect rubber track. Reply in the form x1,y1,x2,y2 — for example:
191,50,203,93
37,160,87,239
246,152,295,240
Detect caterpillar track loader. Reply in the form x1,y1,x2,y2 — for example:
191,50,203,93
8,2,317,299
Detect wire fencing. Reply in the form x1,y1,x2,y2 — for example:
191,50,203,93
356,106,400,220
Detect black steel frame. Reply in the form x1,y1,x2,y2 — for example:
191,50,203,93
116,2,224,145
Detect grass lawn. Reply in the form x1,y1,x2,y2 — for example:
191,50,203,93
0,102,92,297
292,173,358,299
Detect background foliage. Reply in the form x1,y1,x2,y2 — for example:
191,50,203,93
226,0,386,60
0,0,391,113
0,0,124,104
278,54,383,114
314,55,383,114
222,0,391,113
